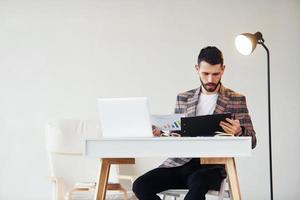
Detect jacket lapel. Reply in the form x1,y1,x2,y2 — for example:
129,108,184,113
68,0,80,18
186,87,200,117
186,85,229,116
214,85,229,114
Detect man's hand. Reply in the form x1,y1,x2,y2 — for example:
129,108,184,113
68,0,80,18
219,118,242,136
152,125,161,137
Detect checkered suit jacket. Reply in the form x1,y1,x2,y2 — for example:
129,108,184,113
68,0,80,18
160,85,257,168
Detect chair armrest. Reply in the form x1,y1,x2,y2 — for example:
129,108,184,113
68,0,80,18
65,188,91,200
65,182,98,200
48,176,65,200
74,182,96,189
66,182,130,200
49,176,64,183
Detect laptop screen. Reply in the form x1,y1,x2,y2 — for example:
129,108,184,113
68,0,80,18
97,97,152,138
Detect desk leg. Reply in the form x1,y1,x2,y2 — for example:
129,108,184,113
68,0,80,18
94,158,110,200
225,158,241,200
94,158,135,200
200,157,241,200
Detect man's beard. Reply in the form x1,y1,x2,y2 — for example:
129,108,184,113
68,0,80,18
200,79,221,92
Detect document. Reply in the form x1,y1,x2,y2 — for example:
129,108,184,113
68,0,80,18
214,131,234,137
151,114,185,131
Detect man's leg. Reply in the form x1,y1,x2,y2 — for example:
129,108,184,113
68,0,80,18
132,166,187,200
184,167,224,200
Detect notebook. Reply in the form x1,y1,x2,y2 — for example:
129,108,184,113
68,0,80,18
180,113,232,137
97,97,152,138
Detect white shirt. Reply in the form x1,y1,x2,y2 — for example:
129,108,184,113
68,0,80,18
196,93,218,116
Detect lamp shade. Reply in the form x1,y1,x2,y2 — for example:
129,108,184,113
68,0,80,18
235,33,258,55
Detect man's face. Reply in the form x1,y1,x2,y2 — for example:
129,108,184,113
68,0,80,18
195,61,224,93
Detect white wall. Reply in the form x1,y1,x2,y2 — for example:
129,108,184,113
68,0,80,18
0,0,299,199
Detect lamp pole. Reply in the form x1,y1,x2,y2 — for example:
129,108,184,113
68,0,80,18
235,32,274,200
260,42,273,200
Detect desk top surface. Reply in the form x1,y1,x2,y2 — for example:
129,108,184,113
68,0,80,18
87,136,250,141
85,136,252,158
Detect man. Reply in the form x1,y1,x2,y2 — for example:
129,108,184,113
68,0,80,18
132,46,257,200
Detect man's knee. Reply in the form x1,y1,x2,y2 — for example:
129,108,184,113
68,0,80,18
132,176,147,196
187,170,206,188
187,169,222,191
132,178,140,194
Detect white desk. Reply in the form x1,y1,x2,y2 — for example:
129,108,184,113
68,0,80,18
85,137,252,200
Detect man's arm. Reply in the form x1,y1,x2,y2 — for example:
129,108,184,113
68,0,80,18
220,96,257,148
235,113,257,149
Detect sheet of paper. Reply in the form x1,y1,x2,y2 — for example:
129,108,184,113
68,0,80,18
151,114,185,131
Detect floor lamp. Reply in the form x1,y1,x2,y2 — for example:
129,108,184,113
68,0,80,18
235,31,273,200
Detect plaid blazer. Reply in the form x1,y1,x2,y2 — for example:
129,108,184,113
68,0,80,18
160,85,257,168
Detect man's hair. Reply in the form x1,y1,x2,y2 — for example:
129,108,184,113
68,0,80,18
197,46,224,66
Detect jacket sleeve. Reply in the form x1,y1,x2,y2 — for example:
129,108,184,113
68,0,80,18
174,95,183,114
174,93,189,114
172,94,186,135
234,96,257,149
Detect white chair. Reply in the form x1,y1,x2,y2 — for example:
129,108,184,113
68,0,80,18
45,120,136,200
159,178,230,200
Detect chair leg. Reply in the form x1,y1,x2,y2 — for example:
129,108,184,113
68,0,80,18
218,178,226,200
120,187,128,200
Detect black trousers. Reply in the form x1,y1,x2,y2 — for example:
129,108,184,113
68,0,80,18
132,159,225,200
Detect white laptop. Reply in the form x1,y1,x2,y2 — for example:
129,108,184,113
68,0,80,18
97,97,152,138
